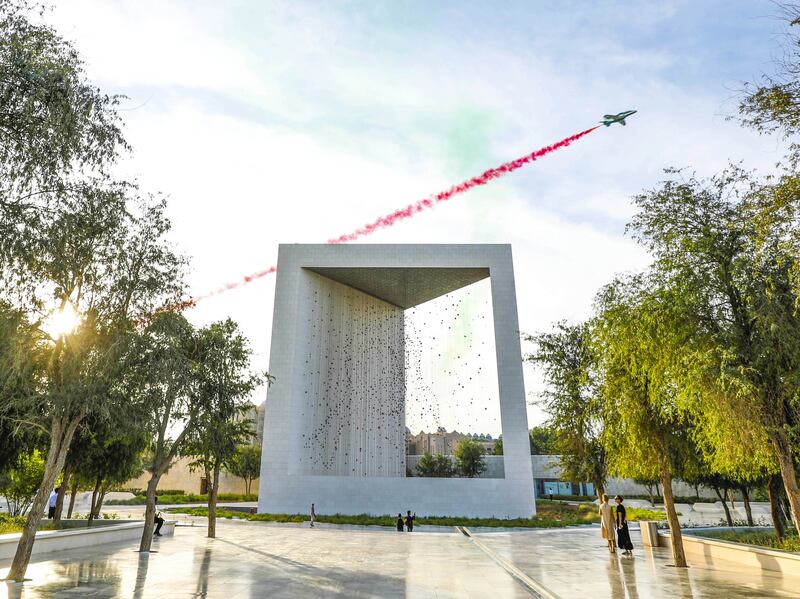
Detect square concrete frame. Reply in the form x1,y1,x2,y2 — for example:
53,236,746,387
258,244,535,518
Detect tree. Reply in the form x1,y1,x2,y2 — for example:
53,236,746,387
627,167,800,535
491,427,557,456
0,450,44,516
226,444,262,495
454,439,486,478
593,276,689,568
128,313,201,551
528,425,558,455
737,3,800,143
183,319,263,538
0,191,185,579
526,322,607,501
632,477,660,507
0,0,127,243
69,415,148,523
416,452,456,478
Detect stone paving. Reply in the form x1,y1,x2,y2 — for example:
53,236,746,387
1,522,528,598
474,526,800,598
1,520,798,598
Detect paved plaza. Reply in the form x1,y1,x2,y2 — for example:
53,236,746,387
1,521,798,598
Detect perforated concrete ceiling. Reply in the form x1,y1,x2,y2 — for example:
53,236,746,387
304,267,490,309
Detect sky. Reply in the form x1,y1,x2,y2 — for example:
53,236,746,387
47,0,789,434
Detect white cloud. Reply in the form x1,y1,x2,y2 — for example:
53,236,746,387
46,0,788,430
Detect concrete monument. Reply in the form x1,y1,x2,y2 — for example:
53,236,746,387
258,244,535,518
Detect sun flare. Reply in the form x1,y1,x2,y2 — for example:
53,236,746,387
42,302,80,340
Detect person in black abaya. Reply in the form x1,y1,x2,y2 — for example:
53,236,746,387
614,495,634,555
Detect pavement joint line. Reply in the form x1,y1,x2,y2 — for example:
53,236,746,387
459,526,562,599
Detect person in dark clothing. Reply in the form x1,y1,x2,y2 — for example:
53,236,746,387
614,496,634,555
153,496,164,537
396,514,404,532
405,510,415,532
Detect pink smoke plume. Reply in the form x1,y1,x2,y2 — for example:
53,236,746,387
328,126,599,244
180,126,599,308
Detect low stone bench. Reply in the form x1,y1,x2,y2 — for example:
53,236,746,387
0,520,175,560
659,528,800,577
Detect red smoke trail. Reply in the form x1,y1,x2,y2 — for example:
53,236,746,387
328,126,599,244
182,126,599,307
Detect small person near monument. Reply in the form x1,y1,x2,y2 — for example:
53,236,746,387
396,514,404,531
310,503,316,527
615,496,634,555
405,510,415,532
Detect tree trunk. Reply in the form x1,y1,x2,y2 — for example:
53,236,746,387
245,477,251,496
713,486,734,526
88,477,101,525
694,484,700,501
95,485,107,518
655,481,661,501
139,474,161,552
773,435,800,534
740,486,753,526
660,467,687,568
768,474,786,542
67,479,78,519
54,462,70,522
593,478,606,503
6,415,82,581
208,462,220,538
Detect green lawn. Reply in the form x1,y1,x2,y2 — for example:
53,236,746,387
696,530,800,553
168,500,667,529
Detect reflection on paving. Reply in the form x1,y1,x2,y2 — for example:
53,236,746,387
474,527,800,598
0,521,529,598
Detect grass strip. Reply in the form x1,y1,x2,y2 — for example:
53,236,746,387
168,500,667,529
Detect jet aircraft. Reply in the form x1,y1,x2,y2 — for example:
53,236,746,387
600,110,637,126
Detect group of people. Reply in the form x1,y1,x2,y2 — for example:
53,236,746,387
309,504,416,532
599,494,634,555
396,511,415,532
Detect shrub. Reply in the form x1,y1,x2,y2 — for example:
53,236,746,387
416,452,456,477
453,439,486,478
698,530,800,553
106,492,257,505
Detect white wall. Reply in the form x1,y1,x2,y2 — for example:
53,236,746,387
296,271,405,477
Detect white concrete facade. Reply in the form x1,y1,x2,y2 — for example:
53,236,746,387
258,244,535,518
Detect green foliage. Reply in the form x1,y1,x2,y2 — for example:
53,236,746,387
453,439,486,478
0,449,44,515
737,3,800,141
525,322,606,492
106,493,257,505
225,444,262,494
593,276,687,480
0,0,128,208
415,452,456,477
492,426,558,455
183,320,264,487
697,530,800,553
528,426,558,454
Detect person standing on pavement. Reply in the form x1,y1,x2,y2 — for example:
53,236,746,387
615,496,634,555
599,493,616,553
405,510,415,532
47,487,60,519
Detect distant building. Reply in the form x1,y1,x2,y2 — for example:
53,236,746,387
406,429,494,455
123,400,266,495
